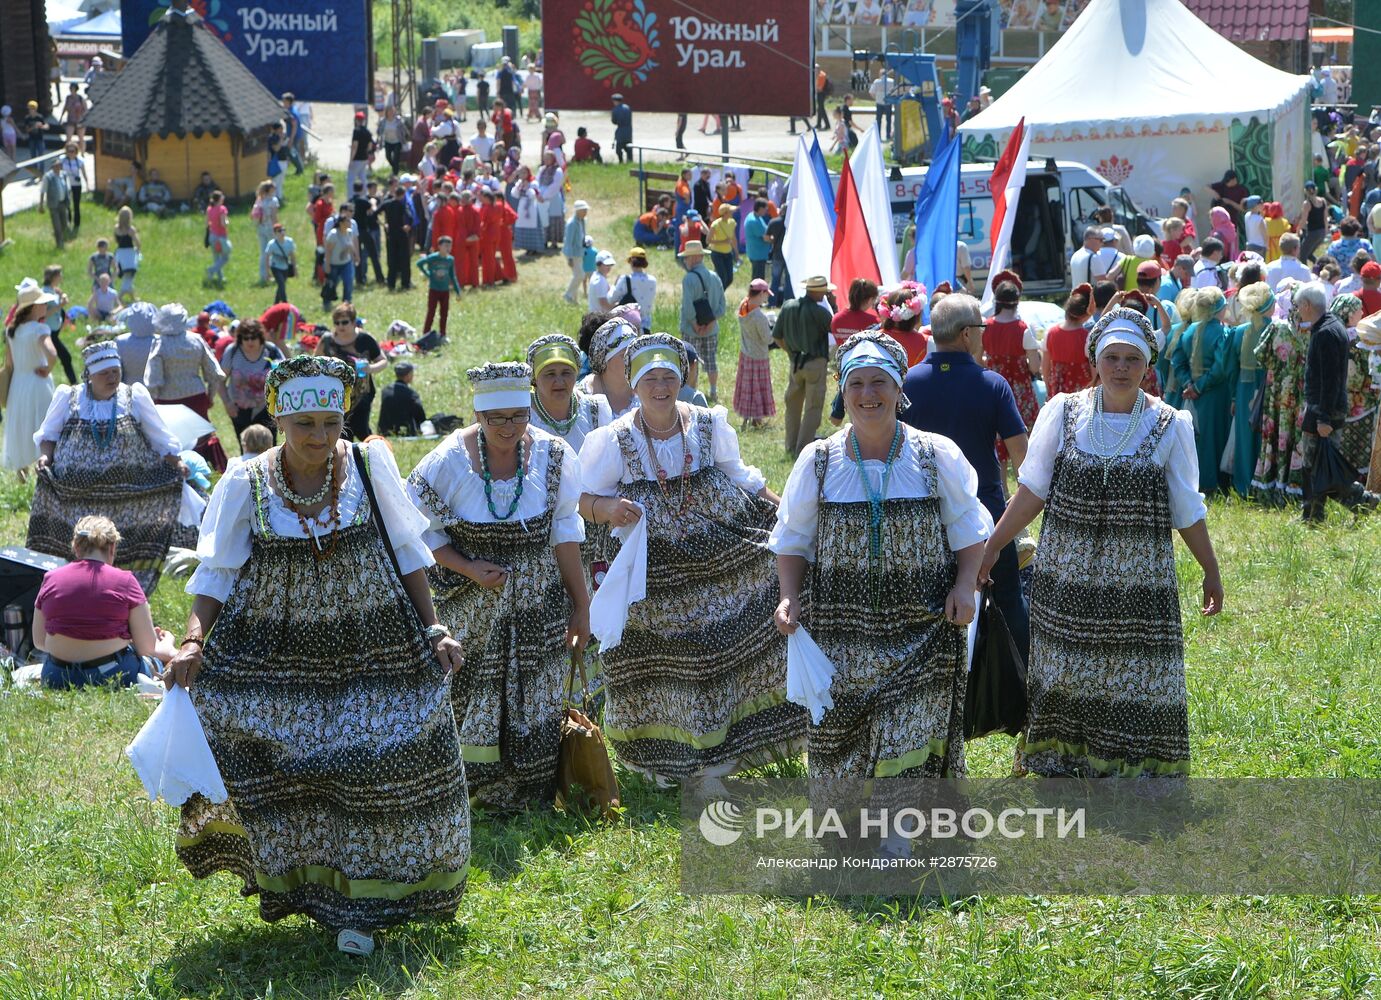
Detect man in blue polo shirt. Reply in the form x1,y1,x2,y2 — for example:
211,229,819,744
900,292,1031,658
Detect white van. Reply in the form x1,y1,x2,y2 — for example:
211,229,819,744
888,159,1162,298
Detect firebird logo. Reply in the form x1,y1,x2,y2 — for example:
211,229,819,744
1098,155,1133,186
571,0,661,90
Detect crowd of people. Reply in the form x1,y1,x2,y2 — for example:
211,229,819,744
12,54,1381,962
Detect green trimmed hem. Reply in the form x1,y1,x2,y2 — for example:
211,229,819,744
603,687,787,750
1018,734,1190,778
461,744,501,764
253,864,467,901
176,819,248,849
873,738,948,778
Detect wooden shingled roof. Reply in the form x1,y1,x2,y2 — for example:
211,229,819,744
82,8,283,139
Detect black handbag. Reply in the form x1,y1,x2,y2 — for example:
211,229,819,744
963,589,1028,740
616,276,638,307
690,270,716,327
1308,433,1356,497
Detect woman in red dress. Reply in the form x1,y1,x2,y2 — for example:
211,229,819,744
982,271,1040,466
1041,282,1093,396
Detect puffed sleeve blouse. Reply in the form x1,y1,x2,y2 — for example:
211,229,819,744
35,382,181,456
769,425,993,563
187,438,434,602
1018,391,1207,530
405,427,585,551
578,404,767,497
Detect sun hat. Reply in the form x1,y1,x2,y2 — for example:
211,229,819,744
804,275,836,292
678,240,707,258
14,278,57,311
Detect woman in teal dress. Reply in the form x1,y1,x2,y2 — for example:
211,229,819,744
1172,287,1233,495
1159,287,1199,410
1225,282,1283,497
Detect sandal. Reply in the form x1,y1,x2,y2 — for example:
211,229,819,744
336,929,375,956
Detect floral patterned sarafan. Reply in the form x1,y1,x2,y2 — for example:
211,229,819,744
571,0,661,90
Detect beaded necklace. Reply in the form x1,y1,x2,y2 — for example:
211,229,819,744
533,389,578,435
88,388,120,451
640,406,695,530
848,423,904,588
478,431,526,521
273,447,335,506
277,451,342,560
1089,385,1146,483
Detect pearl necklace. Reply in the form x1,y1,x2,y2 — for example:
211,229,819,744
273,447,335,507
1089,386,1145,483
640,407,695,531
532,389,578,435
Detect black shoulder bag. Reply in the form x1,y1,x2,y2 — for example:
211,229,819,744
690,270,716,327
352,443,403,583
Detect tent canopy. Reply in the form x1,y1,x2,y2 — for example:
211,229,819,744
961,0,1310,141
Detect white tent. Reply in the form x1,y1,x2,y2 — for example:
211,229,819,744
959,0,1312,218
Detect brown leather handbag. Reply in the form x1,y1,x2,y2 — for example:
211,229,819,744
555,650,620,820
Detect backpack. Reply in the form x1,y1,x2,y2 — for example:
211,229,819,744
616,275,638,307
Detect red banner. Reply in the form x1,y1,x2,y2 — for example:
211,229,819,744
542,0,815,116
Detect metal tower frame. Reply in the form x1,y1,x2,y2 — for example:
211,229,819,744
389,0,417,119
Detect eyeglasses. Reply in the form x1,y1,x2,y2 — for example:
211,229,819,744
482,412,530,427
334,319,354,326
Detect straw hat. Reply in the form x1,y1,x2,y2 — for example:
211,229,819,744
14,278,57,312
678,240,707,258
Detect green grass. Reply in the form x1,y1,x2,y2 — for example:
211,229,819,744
2,165,1381,998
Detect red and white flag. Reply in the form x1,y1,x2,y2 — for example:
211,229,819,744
830,153,882,295
980,117,1031,311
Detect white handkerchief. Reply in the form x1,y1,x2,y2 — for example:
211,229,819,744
178,482,208,527
966,590,981,674
588,501,648,653
125,684,228,806
786,626,836,724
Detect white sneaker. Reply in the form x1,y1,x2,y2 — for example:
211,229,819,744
336,929,375,956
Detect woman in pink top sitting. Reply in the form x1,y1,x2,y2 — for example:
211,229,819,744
32,515,176,689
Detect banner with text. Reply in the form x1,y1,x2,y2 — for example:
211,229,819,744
120,0,370,104
542,0,814,116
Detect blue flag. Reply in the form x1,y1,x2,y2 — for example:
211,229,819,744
912,126,962,291
808,134,838,230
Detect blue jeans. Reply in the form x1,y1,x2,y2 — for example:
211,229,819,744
770,258,789,306
41,646,154,689
208,235,231,279
331,260,355,302
28,133,45,163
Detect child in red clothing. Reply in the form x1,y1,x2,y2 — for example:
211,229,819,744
982,270,1040,465
1041,282,1093,396
456,190,482,288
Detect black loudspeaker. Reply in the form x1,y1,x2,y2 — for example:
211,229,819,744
0,546,68,663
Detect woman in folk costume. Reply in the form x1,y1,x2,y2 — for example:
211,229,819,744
1225,282,1284,498
166,355,470,957
528,332,615,594
576,314,639,419
771,332,991,779
1251,281,1314,503
29,340,198,594
982,270,1040,468
1171,286,1234,495
406,362,590,811
982,308,1224,780
578,334,802,784
528,333,613,451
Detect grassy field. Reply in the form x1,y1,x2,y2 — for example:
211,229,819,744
1,165,1380,998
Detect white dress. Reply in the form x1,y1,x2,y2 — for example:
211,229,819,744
407,428,585,550
529,391,613,455
769,426,994,561
578,404,766,496
1018,392,1207,530
188,439,434,602
2,321,55,470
